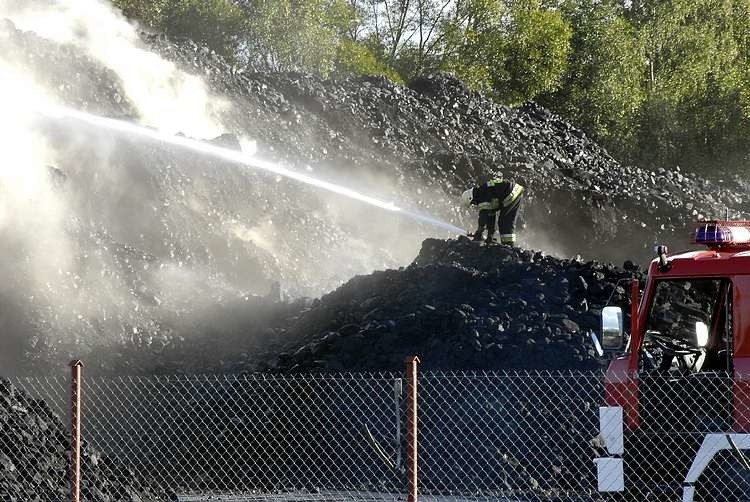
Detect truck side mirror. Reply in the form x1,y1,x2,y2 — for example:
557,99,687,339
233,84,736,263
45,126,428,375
601,306,624,350
695,321,709,348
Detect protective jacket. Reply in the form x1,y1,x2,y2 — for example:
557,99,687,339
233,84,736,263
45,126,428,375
471,179,524,244
471,179,524,212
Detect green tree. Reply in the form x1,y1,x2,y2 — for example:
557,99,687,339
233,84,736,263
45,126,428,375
334,40,404,81
737,0,750,118
440,0,571,103
633,0,750,170
240,0,354,74
113,0,355,73
112,0,248,59
546,0,644,155
344,0,459,79
439,0,506,92
160,0,248,59
112,0,161,25
499,0,572,102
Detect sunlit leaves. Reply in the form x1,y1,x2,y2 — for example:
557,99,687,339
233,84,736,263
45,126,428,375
111,0,750,173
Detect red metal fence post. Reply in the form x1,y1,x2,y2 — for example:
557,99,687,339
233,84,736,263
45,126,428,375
70,360,83,502
405,356,420,502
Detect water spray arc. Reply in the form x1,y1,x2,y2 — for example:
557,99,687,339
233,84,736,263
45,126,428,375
37,104,467,235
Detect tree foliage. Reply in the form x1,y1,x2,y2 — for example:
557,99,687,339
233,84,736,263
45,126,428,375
113,0,248,59
111,0,750,175
631,0,750,170
334,40,404,82
238,0,353,74
500,1,572,102
437,0,572,103
545,0,644,155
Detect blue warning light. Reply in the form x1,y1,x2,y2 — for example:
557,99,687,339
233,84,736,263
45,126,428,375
694,221,750,247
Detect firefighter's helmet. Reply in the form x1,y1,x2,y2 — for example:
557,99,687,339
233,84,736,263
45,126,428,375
460,188,474,208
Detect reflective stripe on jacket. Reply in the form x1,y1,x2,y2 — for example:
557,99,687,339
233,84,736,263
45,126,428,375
473,179,524,211
502,183,524,207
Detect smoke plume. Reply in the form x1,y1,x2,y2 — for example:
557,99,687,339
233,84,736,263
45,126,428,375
0,0,455,373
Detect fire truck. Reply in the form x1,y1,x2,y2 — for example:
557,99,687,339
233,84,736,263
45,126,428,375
593,221,750,501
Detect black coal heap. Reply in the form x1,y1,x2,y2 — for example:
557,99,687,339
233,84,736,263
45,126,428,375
266,237,644,373
0,380,163,501
151,32,748,263
1,20,745,370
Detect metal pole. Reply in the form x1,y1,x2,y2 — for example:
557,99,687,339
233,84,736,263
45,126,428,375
70,360,83,502
405,356,420,502
630,279,640,337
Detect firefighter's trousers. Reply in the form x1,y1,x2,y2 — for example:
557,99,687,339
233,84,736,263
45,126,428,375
476,195,522,244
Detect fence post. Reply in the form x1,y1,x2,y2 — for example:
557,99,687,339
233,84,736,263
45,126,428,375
70,360,83,502
405,356,420,502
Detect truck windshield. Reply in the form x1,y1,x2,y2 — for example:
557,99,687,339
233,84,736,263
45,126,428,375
641,278,731,374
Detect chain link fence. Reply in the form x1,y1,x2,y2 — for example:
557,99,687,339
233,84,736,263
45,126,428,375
5,368,750,501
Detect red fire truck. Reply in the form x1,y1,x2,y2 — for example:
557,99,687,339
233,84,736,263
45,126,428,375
593,221,750,500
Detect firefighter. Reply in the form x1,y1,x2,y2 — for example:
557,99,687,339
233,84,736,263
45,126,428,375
461,178,524,245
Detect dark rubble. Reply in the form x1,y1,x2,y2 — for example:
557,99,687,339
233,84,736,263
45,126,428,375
0,20,744,372
149,34,748,264
0,380,164,502
265,237,645,373
68,236,645,376
0,15,742,501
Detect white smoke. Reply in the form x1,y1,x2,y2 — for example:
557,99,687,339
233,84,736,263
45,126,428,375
0,0,239,371
0,64,73,366
0,0,463,373
0,66,70,280
2,0,228,138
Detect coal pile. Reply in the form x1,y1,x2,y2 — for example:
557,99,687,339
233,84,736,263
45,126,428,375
0,18,438,374
150,33,748,263
0,11,745,375
82,295,308,376
60,235,646,375
267,237,645,373
0,379,164,502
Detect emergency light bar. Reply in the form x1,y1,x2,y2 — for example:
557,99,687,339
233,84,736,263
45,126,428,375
694,220,750,248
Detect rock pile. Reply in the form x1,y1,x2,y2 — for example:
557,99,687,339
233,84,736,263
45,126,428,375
0,379,163,501
150,33,748,263
0,11,743,501
0,16,745,373
265,237,644,373
56,235,643,376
